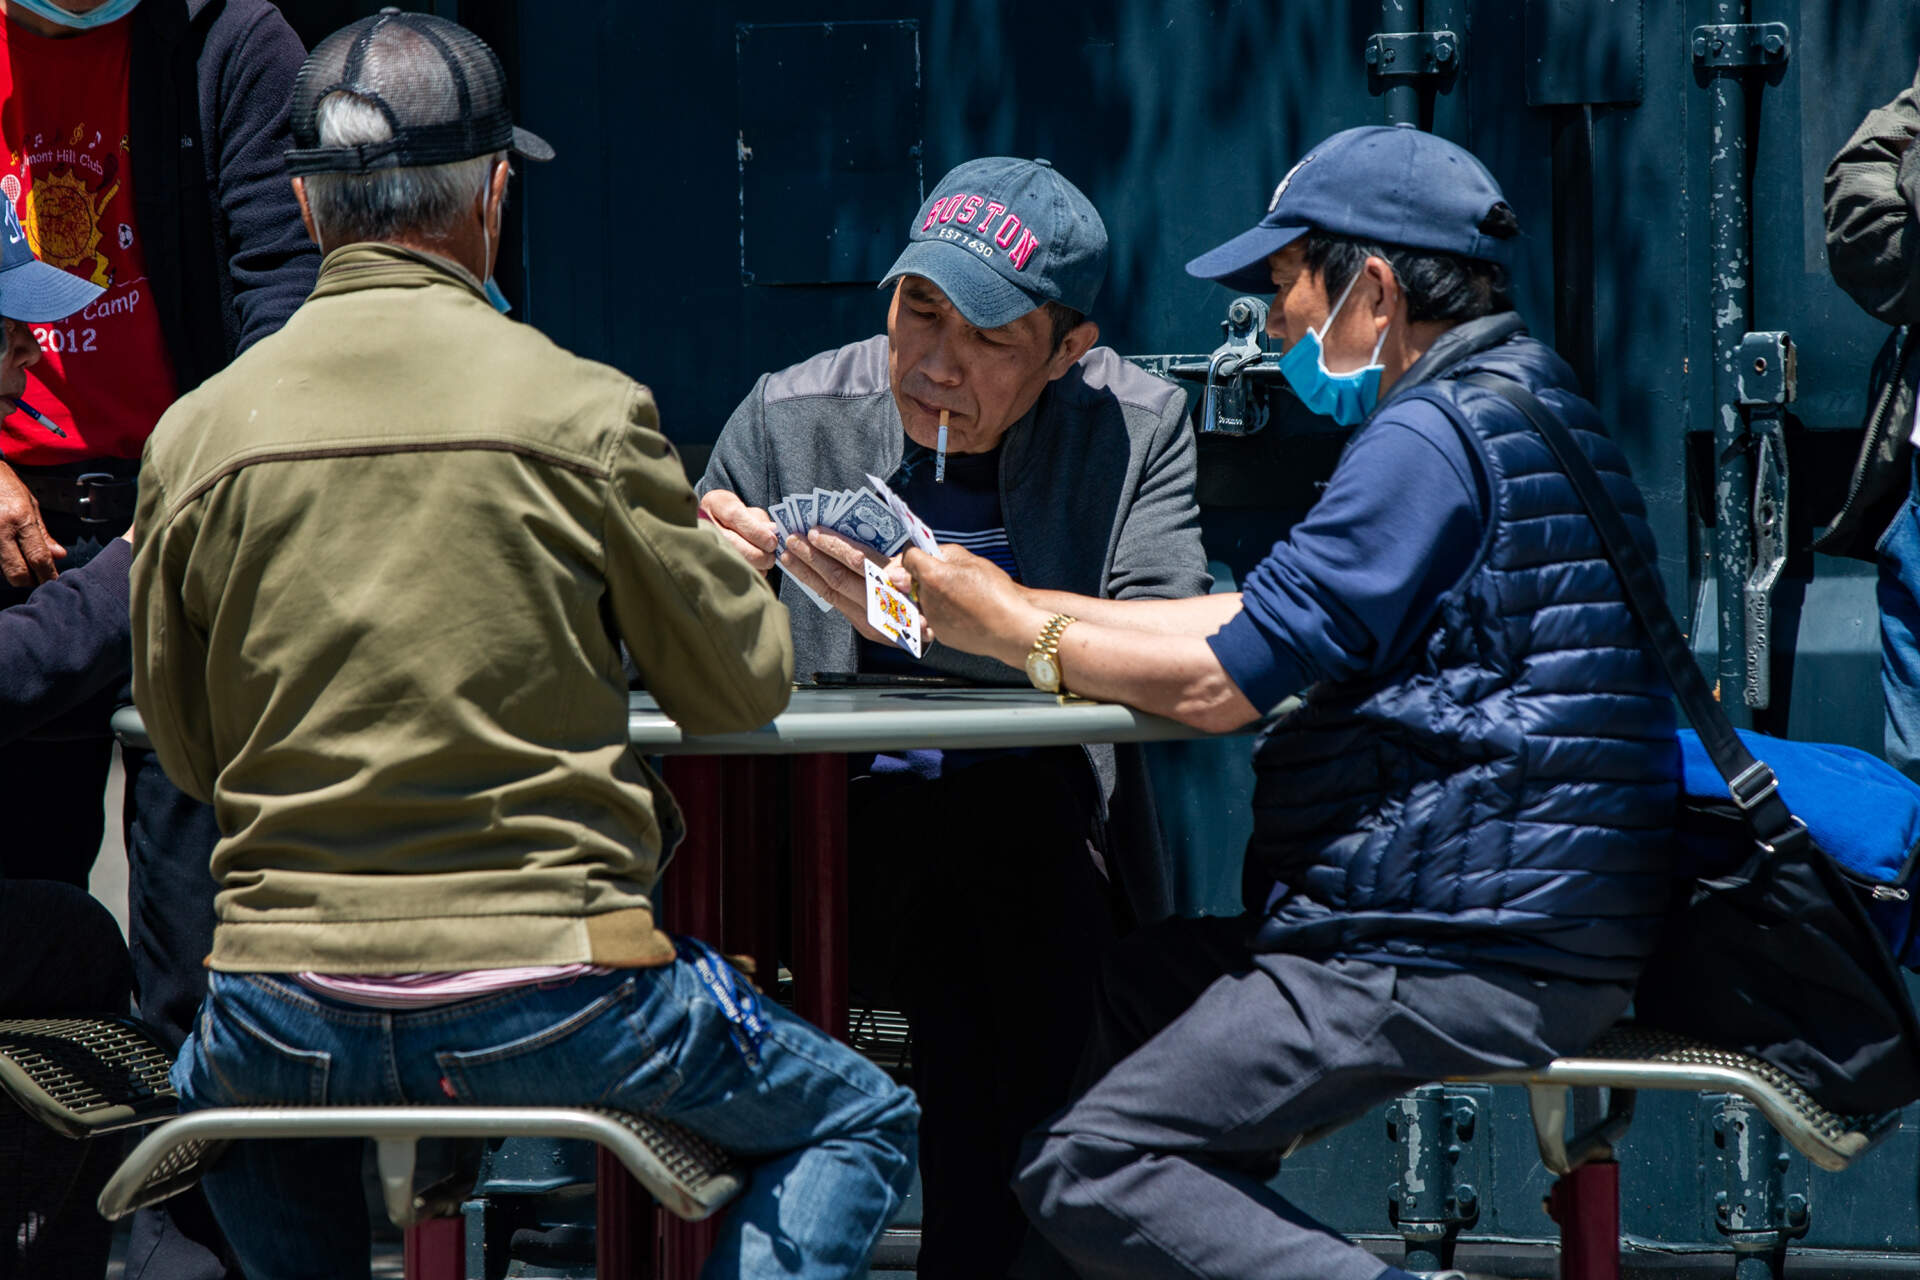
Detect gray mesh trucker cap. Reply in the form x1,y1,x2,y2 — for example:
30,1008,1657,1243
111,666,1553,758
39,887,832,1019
286,8,553,176
881,157,1107,330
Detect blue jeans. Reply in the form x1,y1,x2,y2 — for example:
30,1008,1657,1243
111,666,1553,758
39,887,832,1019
1877,452,1920,783
173,960,918,1280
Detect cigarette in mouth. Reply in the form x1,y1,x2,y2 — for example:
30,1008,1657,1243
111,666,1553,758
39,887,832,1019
936,409,948,483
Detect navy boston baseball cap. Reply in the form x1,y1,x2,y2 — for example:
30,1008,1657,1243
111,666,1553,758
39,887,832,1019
0,199,103,322
1186,124,1516,294
881,157,1107,330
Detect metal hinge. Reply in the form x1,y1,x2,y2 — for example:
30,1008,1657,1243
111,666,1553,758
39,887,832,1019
1365,30,1460,80
1692,23,1789,69
1734,332,1796,407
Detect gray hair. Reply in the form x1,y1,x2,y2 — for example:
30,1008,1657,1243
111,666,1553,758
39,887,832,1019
301,92,501,247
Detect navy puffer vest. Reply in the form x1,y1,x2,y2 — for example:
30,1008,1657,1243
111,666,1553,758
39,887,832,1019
1247,320,1678,981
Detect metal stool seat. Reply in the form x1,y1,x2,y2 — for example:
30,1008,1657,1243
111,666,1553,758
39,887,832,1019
0,1010,743,1280
1460,1023,1899,1175
1428,1022,1903,1280
0,1016,178,1138
99,1104,744,1226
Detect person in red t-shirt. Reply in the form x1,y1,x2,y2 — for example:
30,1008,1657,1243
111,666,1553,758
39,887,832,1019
0,3,316,1278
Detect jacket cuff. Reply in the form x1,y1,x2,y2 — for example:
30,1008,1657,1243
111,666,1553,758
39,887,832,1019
1206,607,1308,715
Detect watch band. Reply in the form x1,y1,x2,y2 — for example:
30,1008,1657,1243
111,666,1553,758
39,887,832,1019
1026,612,1077,694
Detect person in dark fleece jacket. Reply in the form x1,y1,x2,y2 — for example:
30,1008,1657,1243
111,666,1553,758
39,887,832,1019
0,172,137,1280
0,3,318,1278
905,126,1678,1280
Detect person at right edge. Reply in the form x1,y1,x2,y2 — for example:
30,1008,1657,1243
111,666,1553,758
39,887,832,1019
901,124,1680,1280
1822,56,1920,783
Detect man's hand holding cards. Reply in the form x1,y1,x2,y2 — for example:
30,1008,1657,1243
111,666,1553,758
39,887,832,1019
765,480,936,658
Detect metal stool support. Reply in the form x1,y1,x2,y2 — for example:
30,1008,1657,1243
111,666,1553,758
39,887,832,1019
100,1106,742,1226
1450,1024,1898,1280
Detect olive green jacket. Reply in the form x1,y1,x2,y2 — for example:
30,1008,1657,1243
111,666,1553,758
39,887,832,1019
131,244,792,973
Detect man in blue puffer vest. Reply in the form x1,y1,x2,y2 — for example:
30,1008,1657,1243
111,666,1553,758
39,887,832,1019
901,124,1680,1280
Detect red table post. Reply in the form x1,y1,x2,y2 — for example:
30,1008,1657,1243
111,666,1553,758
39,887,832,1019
1547,1161,1622,1280
595,1145,649,1280
655,756,733,1276
660,756,728,939
401,1218,463,1280
789,753,849,1042
723,757,780,987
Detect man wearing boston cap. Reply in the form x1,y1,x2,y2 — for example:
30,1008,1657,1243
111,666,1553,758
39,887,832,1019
0,195,133,752
903,125,1678,1280
699,157,1208,1277
132,13,916,1277
0,179,139,1280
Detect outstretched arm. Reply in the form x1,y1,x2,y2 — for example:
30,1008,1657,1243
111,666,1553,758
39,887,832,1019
902,545,1260,732
0,532,130,746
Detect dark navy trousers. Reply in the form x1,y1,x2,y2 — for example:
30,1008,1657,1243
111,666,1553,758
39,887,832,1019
1014,914,1631,1280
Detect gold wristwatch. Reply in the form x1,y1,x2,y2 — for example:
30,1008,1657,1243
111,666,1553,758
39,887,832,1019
1024,613,1076,694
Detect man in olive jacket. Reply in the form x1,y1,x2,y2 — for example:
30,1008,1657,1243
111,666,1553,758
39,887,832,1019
132,15,915,1278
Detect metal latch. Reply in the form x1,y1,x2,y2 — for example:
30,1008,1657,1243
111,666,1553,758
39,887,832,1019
1199,296,1269,437
1743,415,1787,708
1365,30,1459,80
1736,332,1793,708
1692,23,1790,70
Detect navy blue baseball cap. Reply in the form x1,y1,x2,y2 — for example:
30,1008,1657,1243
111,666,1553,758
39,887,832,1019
0,198,103,322
881,157,1107,330
1186,124,1516,294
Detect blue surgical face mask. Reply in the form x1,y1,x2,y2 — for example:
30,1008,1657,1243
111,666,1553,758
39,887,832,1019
6,0,142,30
1277,270,1388,426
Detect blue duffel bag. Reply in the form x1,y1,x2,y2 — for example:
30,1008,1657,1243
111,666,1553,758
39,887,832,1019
1678,729,1920,971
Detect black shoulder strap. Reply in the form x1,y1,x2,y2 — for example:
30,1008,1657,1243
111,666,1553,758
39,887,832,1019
1462,372,1806,852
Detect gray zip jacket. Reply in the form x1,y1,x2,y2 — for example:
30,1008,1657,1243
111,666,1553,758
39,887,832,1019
699,334,1211,920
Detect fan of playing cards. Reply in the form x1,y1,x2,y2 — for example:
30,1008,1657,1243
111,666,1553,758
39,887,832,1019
767,476,942,658
768,486,910,561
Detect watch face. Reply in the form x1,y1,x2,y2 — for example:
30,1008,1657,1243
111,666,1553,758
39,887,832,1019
1031,655,1059,690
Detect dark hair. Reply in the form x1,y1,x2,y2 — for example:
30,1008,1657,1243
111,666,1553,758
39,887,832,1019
1042,300,1085,354
1300,204,1518,325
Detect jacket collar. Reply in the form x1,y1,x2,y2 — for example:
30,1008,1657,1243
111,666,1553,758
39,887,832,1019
308,242,491,305
1380,311,1529,408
